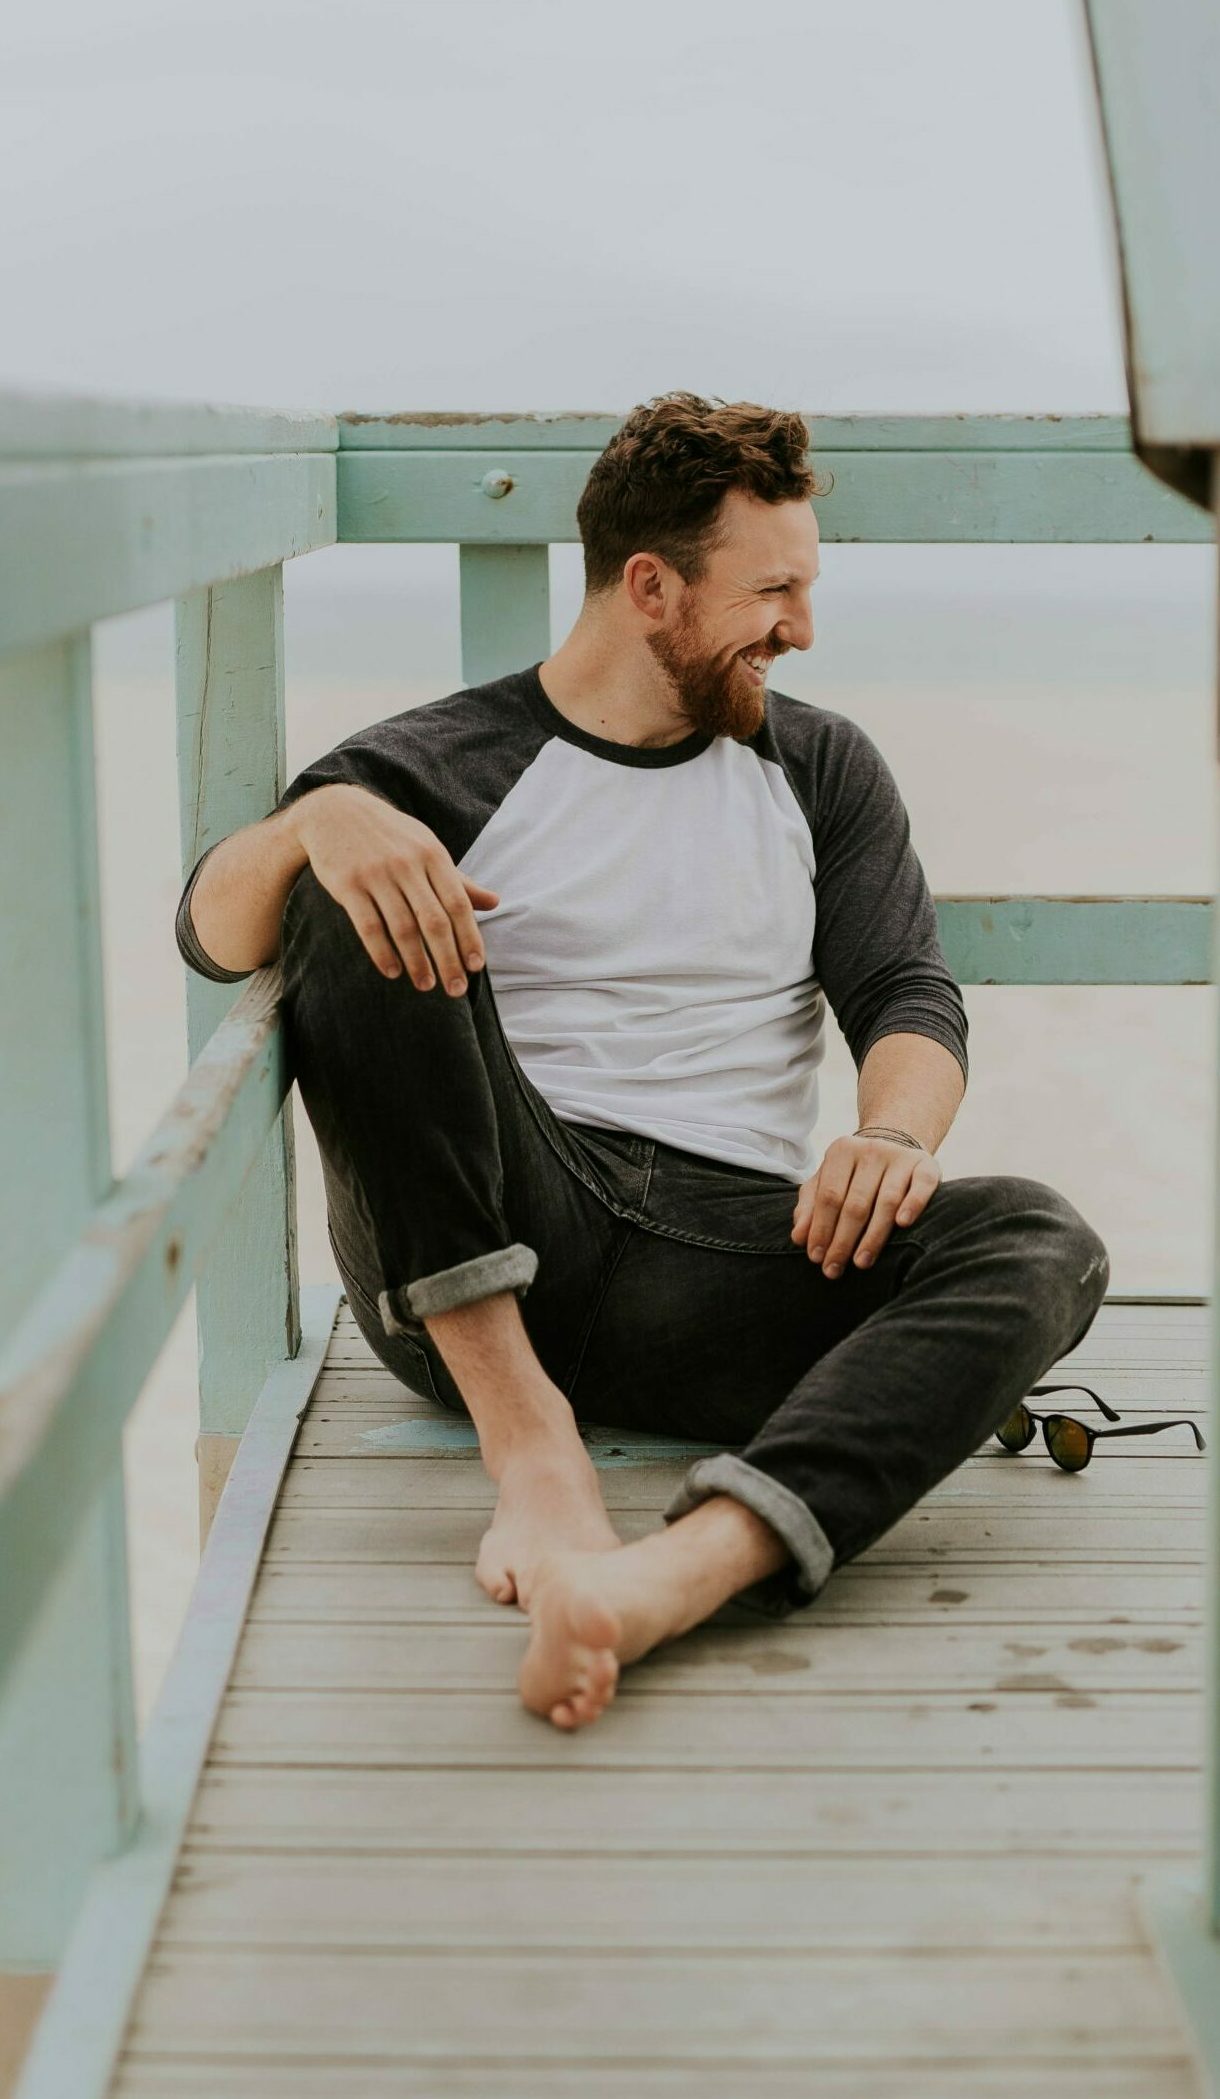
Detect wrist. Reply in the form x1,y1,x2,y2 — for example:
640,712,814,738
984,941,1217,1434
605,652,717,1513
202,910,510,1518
279,783,359,859
854,1123,926,1151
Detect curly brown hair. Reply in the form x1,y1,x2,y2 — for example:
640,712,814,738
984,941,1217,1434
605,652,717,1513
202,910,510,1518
576,390,829,595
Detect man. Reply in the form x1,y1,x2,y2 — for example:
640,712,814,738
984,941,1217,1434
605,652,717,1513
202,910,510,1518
176,391,1111,1731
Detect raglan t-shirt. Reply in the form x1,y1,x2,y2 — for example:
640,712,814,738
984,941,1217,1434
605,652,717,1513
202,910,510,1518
174,663,968,1185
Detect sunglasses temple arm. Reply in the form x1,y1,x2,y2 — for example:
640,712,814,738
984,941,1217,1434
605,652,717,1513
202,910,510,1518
1092,1419,1206,1448
1028,1382,1122,1423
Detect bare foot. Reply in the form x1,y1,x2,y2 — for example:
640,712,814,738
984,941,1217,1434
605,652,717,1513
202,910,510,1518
518,1547,675,1729
475,1445,622,1608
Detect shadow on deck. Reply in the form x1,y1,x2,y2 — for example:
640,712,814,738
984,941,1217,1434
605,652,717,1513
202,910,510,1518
91,1296,1210,2096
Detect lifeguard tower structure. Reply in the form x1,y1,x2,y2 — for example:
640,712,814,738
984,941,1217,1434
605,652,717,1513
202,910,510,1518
3,3,1220,2090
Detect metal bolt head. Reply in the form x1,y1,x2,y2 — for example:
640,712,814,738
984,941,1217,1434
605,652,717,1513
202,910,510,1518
481,469,514,499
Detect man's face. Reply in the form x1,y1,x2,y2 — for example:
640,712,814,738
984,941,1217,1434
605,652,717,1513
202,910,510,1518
645,489,820,739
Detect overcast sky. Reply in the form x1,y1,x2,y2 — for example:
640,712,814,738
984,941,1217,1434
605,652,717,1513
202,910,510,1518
3,0,1128,413
7,0,1211,690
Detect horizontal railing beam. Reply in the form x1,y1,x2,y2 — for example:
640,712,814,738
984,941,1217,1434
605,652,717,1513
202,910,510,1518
0,969,291,1688
339,442,1209,546
0,453,337,660
937,896,1213,984
0,391,337,459
337,411,1138,452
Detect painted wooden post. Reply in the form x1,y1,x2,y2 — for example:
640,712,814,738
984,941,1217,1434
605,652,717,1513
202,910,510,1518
1209,459,1220,1937
0,636,138,1977
459,545,550,684
175,568,301,1542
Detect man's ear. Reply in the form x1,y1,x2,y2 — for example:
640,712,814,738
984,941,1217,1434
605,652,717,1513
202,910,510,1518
621,551,672,624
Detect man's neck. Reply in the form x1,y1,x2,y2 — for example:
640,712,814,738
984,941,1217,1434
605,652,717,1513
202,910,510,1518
538,619,694,750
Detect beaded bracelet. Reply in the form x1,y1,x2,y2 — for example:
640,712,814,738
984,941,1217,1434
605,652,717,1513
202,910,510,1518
854,1124,925,1150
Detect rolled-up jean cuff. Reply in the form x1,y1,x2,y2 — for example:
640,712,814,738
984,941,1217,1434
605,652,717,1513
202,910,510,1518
662,1452,835,1618
378,1242,539,1337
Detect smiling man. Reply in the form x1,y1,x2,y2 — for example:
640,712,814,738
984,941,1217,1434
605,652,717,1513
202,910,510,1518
176,391,1111,1729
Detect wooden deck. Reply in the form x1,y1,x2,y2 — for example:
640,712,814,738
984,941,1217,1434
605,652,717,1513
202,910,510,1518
107,1298,1210,2097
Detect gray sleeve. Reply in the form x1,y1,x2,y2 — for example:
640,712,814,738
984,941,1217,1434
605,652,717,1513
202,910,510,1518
810,717,969,1083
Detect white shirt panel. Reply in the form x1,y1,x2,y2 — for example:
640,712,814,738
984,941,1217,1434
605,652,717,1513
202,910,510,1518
459,736,825,1181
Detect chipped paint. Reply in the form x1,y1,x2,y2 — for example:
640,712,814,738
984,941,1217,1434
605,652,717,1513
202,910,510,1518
338,409,615,429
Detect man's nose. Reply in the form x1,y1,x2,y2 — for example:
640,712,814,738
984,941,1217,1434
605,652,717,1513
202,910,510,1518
777,597,814,652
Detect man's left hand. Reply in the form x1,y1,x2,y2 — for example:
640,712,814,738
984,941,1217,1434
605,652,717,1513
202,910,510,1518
791,1131,942,1277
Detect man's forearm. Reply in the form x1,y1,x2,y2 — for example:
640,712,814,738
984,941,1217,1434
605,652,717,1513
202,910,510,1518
187,803,311,975
856,1032,966,1154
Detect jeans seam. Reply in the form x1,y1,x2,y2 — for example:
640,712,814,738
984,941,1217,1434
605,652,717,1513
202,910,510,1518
625,1211,797,1255
562,1222,636,1398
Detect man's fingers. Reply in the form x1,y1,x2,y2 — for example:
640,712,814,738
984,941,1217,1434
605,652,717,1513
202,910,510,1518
891,1163,940,1231
818,1166,885,1271
363,883,434,987
795,1139,942,1279
433,867,491,971
403,875,470,993
361,862,499,993
790,1174,820,1240
848,1167,920,1267
800,1166,857,1264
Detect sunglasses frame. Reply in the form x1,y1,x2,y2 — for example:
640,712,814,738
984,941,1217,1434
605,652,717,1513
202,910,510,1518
994,1381,1206,1472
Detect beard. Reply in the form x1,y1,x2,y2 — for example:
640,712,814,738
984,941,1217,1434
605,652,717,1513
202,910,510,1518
645,593,780,741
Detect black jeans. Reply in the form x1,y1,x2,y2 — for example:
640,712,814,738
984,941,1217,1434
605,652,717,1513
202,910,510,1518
280,865,1112,1617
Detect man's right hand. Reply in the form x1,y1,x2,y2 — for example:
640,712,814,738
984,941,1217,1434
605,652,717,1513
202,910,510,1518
289,784,500,996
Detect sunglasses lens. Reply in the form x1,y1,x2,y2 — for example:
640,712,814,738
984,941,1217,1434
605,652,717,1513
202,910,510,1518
996,1404,1034,1451
1046,1416,1090,1471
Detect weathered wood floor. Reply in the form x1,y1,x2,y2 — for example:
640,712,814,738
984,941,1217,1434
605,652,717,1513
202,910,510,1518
111,1299,1209,2096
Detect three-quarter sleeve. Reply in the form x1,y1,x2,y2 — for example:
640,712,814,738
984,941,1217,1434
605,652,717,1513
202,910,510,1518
174,840,258,984
810,718,968,1083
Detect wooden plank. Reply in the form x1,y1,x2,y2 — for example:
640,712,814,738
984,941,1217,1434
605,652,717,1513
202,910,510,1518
176,570,300,1467
295,1410,1208,1458
244,1561,1204,1625
0,454,336,660
186,1762,1202,1859
153,1851,1171,1953
12,1289,340,2099
212,1689,1203,1770
263,1503,1208,1563
0,969,292,1680
120,1947,1183,2062
0,634,136,1963
230,1618,1200,1696
110,2063,1205,2099
276,1455,1209,1508
458,545,550,684
337,444,1210,546
0,391,337,458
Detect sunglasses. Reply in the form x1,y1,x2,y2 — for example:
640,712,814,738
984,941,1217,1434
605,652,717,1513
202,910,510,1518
994,1381,1206,1473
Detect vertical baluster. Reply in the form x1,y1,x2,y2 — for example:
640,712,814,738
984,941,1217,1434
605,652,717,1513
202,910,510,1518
1201,459,1209,1931
0,635,138,1986
459,545,551,684
175,568,301,1543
